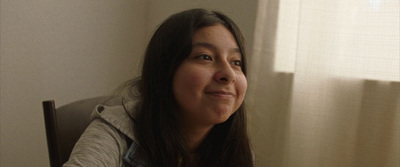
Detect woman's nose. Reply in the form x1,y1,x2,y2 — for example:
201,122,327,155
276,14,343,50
214,63,236,84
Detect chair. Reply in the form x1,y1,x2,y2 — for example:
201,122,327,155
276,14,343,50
42,96,117,167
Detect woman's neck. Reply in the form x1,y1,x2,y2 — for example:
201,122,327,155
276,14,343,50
180,123,213,152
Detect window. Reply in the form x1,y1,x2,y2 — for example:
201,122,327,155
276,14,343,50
274,0,399,81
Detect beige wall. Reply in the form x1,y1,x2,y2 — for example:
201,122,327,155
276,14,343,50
0,1,147,166
0,1,257,166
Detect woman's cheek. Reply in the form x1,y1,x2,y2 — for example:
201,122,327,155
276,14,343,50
237,75,248,96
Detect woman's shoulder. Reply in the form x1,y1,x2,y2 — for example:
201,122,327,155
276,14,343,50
91,103,138,143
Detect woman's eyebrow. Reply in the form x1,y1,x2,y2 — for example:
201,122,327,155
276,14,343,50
192,42,240,53
192,42,216,50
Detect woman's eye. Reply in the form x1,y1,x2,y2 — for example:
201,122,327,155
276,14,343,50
196,54,212,60
231,60,242,66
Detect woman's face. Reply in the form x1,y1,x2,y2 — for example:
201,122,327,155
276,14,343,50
172,24,247,128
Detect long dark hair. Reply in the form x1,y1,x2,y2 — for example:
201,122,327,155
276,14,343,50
124,8,253,167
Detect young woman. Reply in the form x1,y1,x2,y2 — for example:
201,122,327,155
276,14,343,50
64,8,254,167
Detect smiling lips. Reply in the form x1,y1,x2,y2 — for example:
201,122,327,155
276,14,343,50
205,90,235,98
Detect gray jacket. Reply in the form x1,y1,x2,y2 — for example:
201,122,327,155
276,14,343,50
63,104,138,167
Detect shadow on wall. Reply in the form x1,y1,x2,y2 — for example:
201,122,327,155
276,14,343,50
314,79,400,166
248,72,294,167
354,81,399,166
250,66,399,167
247,0,295,166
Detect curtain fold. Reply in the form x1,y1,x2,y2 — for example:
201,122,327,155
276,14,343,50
248,0,399,167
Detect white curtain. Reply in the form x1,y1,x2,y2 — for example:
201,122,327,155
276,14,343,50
247,0,399,167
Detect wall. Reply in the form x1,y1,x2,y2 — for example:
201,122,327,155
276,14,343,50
0,0,258,166
0,1,147,166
